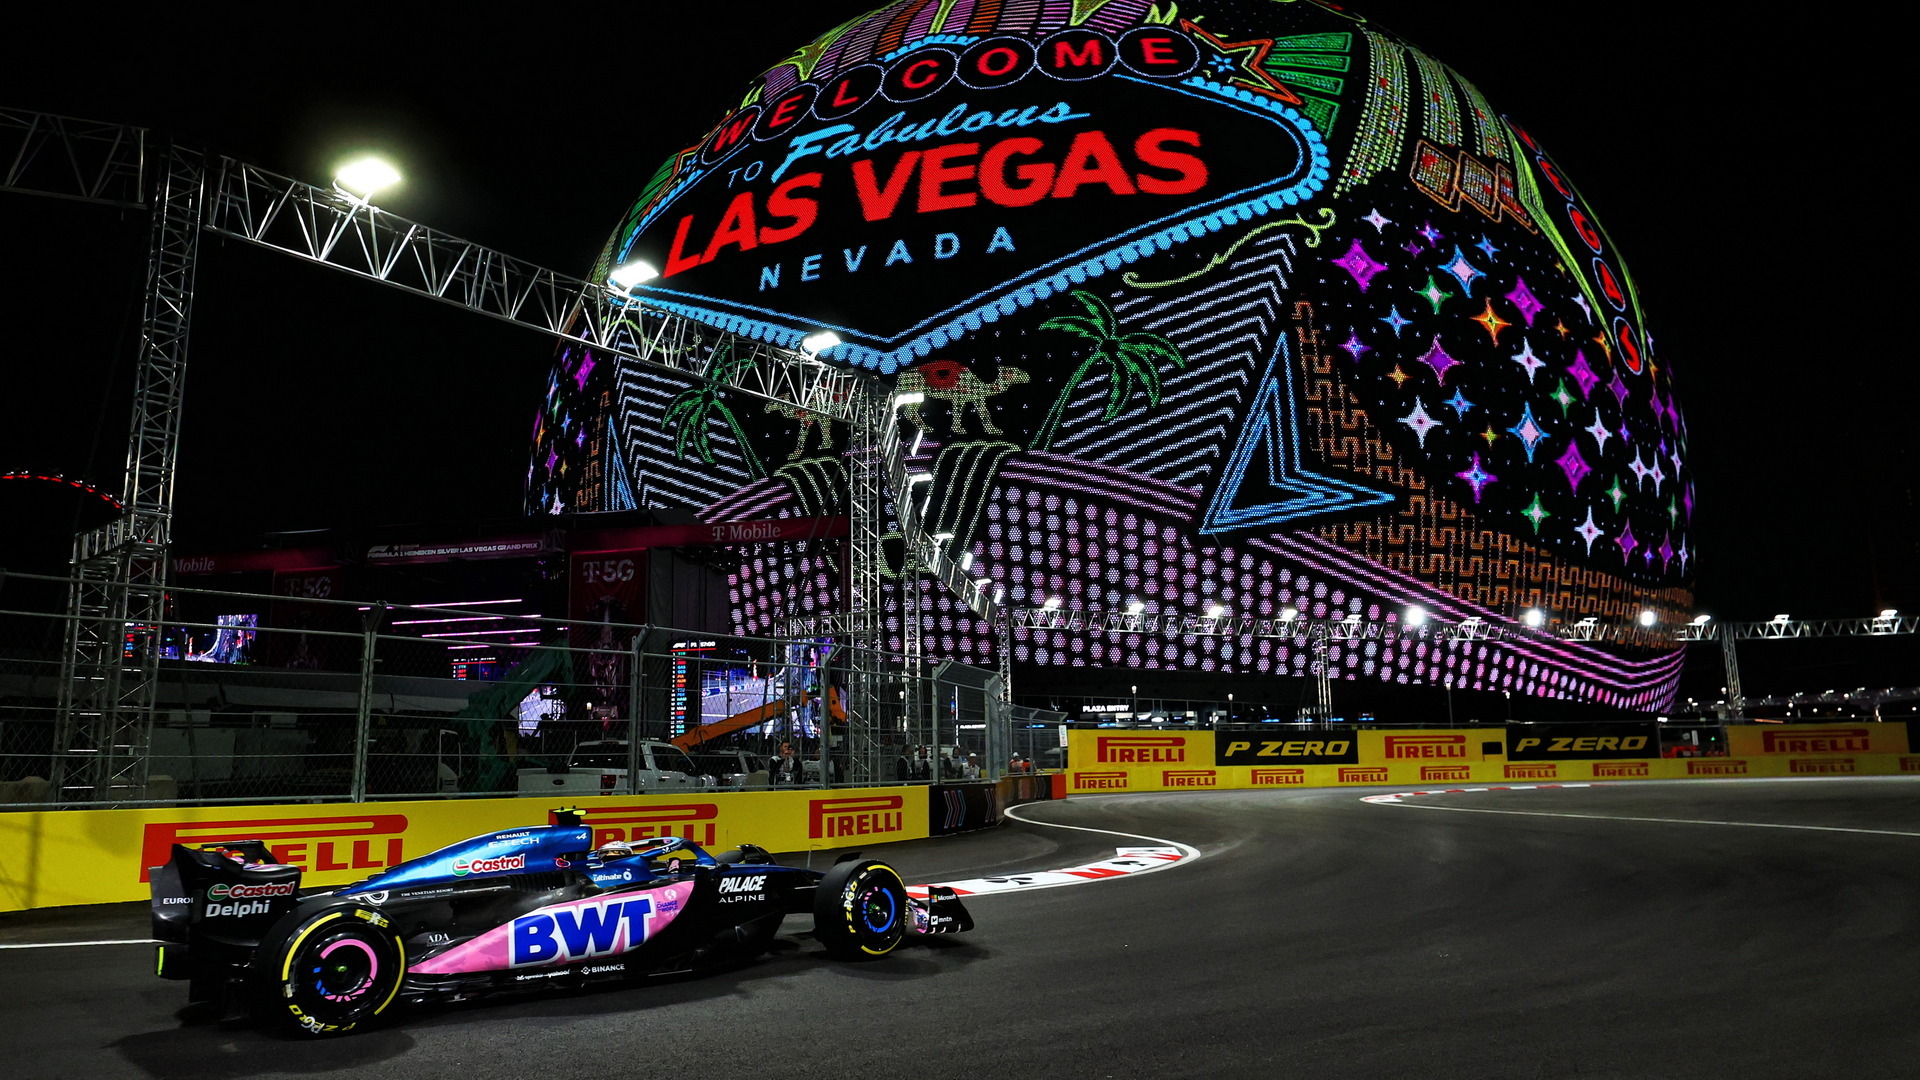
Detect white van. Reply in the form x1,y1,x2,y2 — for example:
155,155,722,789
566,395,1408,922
516,740,705,797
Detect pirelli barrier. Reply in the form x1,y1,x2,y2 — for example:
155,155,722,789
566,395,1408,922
0,787,935,913
1064,724,1920,795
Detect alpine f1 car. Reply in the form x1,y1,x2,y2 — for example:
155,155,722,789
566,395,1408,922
149,808,973,1036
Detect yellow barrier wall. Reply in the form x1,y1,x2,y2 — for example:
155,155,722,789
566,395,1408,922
1065,726,1920,794
0,786,928,913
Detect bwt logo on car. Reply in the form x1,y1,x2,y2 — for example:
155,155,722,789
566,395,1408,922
1095,736,1185,763
453,854,525,876
809,796,905,839
1251,768,1305,786
1504,763,1557,779
139,814,408,883
1789,758,1855,775
1074,771,1129,790
583,803,721,848
1688,760,1747,776
1383,735,1467,759
1763,728,1870,754
510,895,654,967
1162,770,1215,787
1593,761,1650,778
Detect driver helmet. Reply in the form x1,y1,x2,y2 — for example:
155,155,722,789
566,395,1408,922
593,840,635,862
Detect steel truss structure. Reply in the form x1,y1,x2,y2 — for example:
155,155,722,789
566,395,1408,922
3,109,976,800
1675,614,1916,721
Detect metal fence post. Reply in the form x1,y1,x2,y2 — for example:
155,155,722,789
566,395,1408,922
351,605,386,802
627,629,648,794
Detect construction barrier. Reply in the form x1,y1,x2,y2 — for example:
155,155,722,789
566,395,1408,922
1064,724,1919,794
0,786,929,913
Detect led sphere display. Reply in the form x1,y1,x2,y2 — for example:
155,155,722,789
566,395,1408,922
530,0,1694,709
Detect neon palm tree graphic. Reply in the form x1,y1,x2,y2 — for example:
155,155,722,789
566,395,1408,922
663,343,766,479
1031,289,1186,452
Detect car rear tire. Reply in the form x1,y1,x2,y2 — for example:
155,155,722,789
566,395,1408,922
251,904,406,1037
813,860,907,960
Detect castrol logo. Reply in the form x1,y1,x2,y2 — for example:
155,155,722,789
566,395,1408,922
206,881,295,901
453,854,526,876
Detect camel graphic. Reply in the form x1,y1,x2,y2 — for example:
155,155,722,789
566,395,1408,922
896,359,1029,436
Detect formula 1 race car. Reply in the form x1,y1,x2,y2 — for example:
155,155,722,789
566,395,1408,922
149,809,973,1036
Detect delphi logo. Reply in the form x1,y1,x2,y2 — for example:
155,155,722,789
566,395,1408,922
1593,761,1649,778
1762,727,1869,754
1096,736,1185,764
1251,768,1305,786
1162,770,1215,788
1074,771,1129,790
139,814,407,883
809,796,905,839
1421,765,1470,782
582,803,721,848
1383,735,1467,760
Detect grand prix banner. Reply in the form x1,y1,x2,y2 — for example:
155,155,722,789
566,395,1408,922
1064,725,1919,794
0,787,928,913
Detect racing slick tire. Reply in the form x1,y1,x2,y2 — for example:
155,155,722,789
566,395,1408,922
250,903,406,1037
813,860,907,960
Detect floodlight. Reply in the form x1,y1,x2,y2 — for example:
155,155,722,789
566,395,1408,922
335,156,400,198
800,331,841,355
1522,608,1545,628
608,259,659,290
1638,610,1657,627
1404,605,1427,627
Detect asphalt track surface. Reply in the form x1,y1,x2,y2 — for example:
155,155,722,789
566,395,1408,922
5,777,1919,1080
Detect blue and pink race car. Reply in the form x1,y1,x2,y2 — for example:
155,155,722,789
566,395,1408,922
150,808,974,1036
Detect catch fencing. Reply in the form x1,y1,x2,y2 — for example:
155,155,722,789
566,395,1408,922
0,571,1055,810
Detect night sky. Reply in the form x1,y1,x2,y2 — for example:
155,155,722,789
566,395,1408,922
1,4,1911,693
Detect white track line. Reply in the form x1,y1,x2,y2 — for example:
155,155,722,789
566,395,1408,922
0,938,155,950
913,802,1202,897
1374,788,1920,838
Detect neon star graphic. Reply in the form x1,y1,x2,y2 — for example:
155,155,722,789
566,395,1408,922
1555,442,1590,493
1181,21,1303,103
1575,507,1604,553
1418,335,1461,384
1606,477,1627,510
1590,330,1613,362
1615,521,1637,561
1550,379,1575,415
1340,331,1371,361
549,493,566,514
1510,338,1545,381
546,449,560,471
1522,493,1550,534
1658,532,1675,569
1418,275,1455,314
1504,277,1544,326
1474,300,1512,345
572,354,596,389
1647,459,1667,495
1678,543,1691,573
1400,397,1443,447
1584,412,1611,455
1403,239,1426,258
1684,484,1695,520
1380,306,1413,337
1475,235,1500,260
1418,221,1444,245
1508,404,1549,462
1455,453,1497,503
1553,319,1571,339
1627,454,1652,490
1667,496,1679,524
1481,425,1500,446
1443,247,1482,294
1608,372,1631,408
1387,364,1410,387
1333,239,1388,291
1364,208,1392,232
1443,388,1475,418
1565,351,1600,399
1571,293,1592,322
